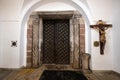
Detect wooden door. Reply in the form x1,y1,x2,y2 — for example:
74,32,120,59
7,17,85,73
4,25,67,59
43,19,70,64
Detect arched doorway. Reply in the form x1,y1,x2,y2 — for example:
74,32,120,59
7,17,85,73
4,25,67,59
21,0,89,69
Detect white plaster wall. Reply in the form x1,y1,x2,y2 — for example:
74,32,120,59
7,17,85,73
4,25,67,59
91,29,113,70
34,2,76,11
112,0,120,73
0,22,20,68
0,0,23,20
0,25,3,66
87,0,112,24
0,0,23,68
86,0,113,70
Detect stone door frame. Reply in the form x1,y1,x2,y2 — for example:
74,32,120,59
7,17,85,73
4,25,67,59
27,11,85,69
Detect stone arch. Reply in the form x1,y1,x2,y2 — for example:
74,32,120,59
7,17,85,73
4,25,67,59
20,0,92,67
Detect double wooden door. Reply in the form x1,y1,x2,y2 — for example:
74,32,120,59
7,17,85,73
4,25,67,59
43,19,70,64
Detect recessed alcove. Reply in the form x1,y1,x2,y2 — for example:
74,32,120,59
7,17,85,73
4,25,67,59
27,11,86,70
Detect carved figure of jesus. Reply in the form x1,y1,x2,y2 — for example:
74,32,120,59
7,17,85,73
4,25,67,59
92,27,106,54
90,20,112,55
92,26,109,54
99,27,107,55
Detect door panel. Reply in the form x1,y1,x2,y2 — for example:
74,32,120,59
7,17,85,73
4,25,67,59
43,19,70,64
43,20,55,64
55,20,70,64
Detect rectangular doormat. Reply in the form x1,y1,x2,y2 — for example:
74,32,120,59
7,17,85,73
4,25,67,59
39,70,88,80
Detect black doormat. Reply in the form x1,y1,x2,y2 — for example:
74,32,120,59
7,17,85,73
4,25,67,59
39,70,88,80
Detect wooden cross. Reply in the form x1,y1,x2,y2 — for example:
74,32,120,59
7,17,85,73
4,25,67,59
90,20,112,55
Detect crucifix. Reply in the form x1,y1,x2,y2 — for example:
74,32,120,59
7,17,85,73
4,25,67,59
90,20,112,55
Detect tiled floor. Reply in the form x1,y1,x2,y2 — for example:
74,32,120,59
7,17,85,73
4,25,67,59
85,70,120,80
0,69,13,80
0,66,120,80
0,67,43,80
